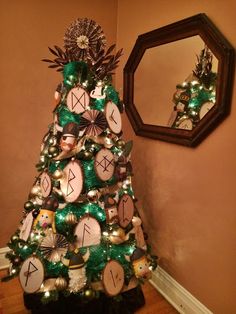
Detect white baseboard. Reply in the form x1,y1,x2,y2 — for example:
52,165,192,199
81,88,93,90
0,247,10,270
0,247,212,313
150,267,213,314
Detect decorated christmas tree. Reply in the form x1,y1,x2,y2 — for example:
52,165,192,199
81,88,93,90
2,18,157,313
168,45,217,130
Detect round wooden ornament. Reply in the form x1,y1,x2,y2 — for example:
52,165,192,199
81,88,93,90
74,215,101,248
102,260,124,296
94,148,115,181
60,160,84,202
40,172,52,198
66,86,90,114
177,118,193,130
105,101,122,134
19,212,34,242
118,194,134,228
199,101,215,120
19,256,44,293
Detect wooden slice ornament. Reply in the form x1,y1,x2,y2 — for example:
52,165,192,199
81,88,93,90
40,172,52,198
67,86,90,114
95,148,115,181
60,160,84,202
118,194,134,228
19,212,34,241
74,215,101,248
19,256,44,293
199,101,215,120
102,260,124,296
177,118,193,130
105,101,122,134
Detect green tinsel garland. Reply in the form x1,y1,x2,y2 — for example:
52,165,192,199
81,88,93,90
56,104,81,127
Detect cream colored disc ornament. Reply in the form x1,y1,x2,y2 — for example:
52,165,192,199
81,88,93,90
199,101,215,120
60,160,84,202
177,118,193,130
74,215,101,248
19,256,44,293
67,86,90,114
95,148,115,181
40,172,52,198
105,101,122,134
19,212,34,242
118,194,134,228
102,260,124,296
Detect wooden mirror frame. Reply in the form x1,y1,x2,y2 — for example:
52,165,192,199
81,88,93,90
123,13,235,147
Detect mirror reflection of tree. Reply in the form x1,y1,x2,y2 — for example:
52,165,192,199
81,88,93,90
168,46,217,130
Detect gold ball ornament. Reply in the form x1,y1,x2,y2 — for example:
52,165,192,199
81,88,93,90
116,139,125,148
48,146,59,157
52,169,64,180
87,190,99,202
24,201,34,211
84,288,95,300
55,277,68,290
48,136,57,146
11,235,19,241
65,213,78,225
109,228,126,244
83,150,93,160
30,185,42,197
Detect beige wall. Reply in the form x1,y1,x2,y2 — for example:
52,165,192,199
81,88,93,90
0,0,117,244
116,1,236,313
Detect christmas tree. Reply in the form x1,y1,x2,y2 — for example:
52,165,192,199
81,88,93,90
2,18,157,313
168,45,217,130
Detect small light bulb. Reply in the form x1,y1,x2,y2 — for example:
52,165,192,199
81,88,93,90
45,291,50,297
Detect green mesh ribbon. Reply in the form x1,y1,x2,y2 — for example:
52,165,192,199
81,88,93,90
56,104,81,127
91,98,106,111
55,202,106,234
44,260,68,278
105,85,120,104
82,159,117,191
63,61,89,87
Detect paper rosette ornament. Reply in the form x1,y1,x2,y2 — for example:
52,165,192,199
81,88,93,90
79,109,107,136
40,232,69,262
64,18,106,62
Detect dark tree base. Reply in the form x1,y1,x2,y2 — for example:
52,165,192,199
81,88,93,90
24,286,145,314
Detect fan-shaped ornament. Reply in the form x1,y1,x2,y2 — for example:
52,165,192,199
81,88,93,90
79,109,107,136
64,18,106,62
40,232,69,262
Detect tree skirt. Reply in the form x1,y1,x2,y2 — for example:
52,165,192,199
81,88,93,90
24,286,145,314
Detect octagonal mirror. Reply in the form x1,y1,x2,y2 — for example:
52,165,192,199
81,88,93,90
123,14,235,147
